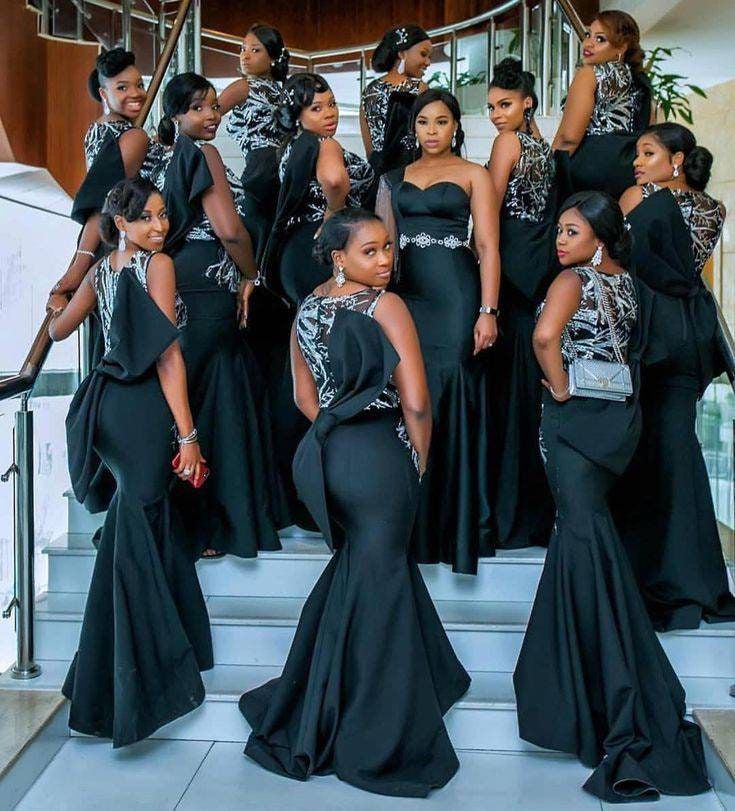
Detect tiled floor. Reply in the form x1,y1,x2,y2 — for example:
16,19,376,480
13,738,726,811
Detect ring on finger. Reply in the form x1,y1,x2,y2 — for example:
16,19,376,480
183,467,192,476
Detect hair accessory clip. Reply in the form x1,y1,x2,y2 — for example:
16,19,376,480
285,87,296,106
394,27,409,46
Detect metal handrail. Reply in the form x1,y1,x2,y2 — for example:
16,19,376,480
1,0,194,682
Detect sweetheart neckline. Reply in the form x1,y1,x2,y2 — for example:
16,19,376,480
399,179,471,200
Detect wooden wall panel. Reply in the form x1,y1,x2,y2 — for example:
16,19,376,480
45,38,100,196
0,2,47,168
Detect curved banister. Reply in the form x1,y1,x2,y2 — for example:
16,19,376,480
0,0,192,404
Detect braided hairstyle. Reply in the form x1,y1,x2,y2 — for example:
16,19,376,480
371,24,430,73
157,72,215,146
644,122,714,192
410,89,465,157
87,47,137,102
276,72,332,136
99,177,162,247
248,23,290,82
559,191,633,268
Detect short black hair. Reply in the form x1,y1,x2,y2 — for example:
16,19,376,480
312,208,385,266
88,48,136,102
248,23,290,83
558,191,633,267
276,73,332,136
371,25,430,73
99,177,163,247
410,89,465,156
489,57,538,113
157,72,216,145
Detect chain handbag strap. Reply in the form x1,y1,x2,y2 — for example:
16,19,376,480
563,267,626,365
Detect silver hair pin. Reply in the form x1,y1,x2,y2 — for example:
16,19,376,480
394,27,409,46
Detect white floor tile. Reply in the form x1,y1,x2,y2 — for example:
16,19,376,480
15,738,212,811
601,790,724,811
176,744,602,811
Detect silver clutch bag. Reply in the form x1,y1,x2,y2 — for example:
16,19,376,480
565,271,634,402
567,358,633,401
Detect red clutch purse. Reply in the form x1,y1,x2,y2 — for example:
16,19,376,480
172,453,210,489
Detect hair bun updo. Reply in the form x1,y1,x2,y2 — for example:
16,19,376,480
489,57,538,111
312,208,384,266
559,190,633,268
87,47,136,102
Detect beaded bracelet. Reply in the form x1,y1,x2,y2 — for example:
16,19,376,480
177,428,199,445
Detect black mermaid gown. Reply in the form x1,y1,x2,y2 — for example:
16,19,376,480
239,288,470,797
386,170,491,573
514,266,709,802
561,61,651,200
489,131,557,549
149,135,287,554
62,251,213,748
260,131,375,526
614,184,735,631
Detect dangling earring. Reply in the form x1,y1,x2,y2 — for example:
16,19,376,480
451,131,457,149
591,243,603,267
118,230,126,252
415,135,420,151
334,264,346,287
672,163,680,179
173,118,180,141
616,51,623,62
397,58,406,75
102,96,110,116
523,107,533,133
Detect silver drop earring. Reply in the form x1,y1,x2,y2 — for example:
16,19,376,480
397,57,406,75
118,230,126,252
451,131,457,149
102,96,110,116
173,118,180,141
335,265,346,287
415,135,420,151
672,163,680,178
591,243,603,267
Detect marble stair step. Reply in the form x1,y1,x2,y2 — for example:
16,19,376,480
32,591,735,679
3,660,731,752
43,532,547,602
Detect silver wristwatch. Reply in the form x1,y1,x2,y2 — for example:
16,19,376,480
479,305,499,317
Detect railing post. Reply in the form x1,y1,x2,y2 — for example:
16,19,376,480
192,0,202,75
10,395,40,680
488,18,497,83
359,49,366,98
521,0,530,67
541,0,552,115
121,0,132,50
450,30,458,95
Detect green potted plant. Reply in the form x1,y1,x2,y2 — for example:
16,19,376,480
644,46,707,124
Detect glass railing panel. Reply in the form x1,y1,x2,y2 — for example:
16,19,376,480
455,30,489,115
0,408,15,672
527,1,544,95
493,5,523,64
426,39,452,91
0,191,80,378
696,375,735,573
310,59,363,113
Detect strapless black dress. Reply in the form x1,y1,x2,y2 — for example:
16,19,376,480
390,175,493,574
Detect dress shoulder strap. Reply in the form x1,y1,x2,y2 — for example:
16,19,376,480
365,288,385,317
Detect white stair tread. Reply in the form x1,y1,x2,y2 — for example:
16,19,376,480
34,590,735,636
43,531,547,565
3,660,732,713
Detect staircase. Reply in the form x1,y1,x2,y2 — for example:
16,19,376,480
3,488,733,756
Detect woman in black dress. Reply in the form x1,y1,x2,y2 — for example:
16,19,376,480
149,72,286,557
553,10,651,199
46,178,213,747
360,24,431,177
219,23,289,263
486,58,557,549
50,48,161,309
264,73,375,306
615,123,735,630
378,89,500,574
514,192,709,802
239,208,470,797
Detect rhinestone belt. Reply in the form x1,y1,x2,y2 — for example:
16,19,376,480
399,232,470,250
